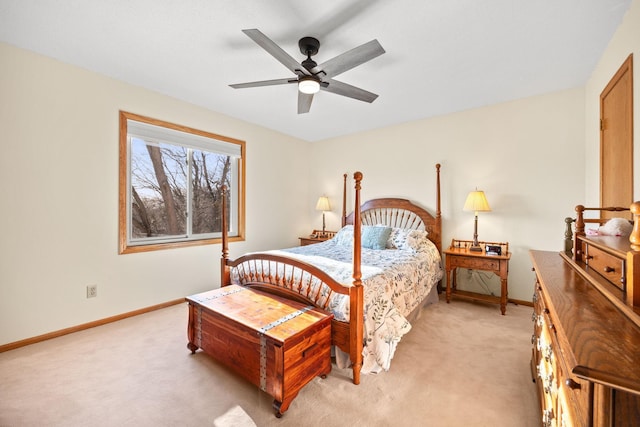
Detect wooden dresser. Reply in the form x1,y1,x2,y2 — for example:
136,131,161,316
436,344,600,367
186,285,333,417
530,201,640,427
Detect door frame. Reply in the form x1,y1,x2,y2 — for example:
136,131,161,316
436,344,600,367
599,54,634,209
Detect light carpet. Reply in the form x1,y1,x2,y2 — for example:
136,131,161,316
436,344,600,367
0,296,540,427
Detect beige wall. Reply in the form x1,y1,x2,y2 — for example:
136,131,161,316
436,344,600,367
310,88,586,302
0,43,313,345
5,0,637,344
585,0,640,204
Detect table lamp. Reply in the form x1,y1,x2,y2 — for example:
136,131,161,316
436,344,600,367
315,196,331,237
463,189,491,252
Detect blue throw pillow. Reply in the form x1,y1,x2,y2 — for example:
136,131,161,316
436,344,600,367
361,226,392,250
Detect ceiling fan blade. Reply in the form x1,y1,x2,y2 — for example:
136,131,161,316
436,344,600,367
298,92,314,114
229,78,295,89
242,29,310,76
322,79,378,103
314,39,385,78
281,0,382,40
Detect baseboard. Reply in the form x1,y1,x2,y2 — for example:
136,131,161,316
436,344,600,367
0,298,185,353
508,297,533,307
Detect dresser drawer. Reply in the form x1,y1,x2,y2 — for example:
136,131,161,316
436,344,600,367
558,371,589,427
551,325,590,427
582,242,625,291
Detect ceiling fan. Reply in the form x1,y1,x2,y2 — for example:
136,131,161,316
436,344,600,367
229,29,385,114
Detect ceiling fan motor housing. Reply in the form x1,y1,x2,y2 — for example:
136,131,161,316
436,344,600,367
298,36,320,56
299,37,320,71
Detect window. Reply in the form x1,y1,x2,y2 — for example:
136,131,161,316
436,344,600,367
119,111,245,254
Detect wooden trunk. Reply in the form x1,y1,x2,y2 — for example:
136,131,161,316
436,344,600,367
186,285,333,417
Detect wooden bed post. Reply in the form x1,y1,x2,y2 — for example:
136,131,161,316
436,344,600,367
342,173,348,227
434,163,443,290
351,171,364,385
435,164,442,254
220,185,230,287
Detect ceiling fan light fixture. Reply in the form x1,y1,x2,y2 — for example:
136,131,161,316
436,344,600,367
298,77,320,94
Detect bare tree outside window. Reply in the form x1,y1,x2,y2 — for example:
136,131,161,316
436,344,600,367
119,111,245,254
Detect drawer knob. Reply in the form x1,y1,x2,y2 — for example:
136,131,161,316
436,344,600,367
565,378,581,390
604,266,615,273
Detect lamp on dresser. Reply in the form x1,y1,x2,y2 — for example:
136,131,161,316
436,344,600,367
463,189,491,252
315,196,331,237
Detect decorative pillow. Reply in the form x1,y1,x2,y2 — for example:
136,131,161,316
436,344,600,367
401,229,430,252
387,227,429,250
386,227,403,249
361,225,392,250
334,225,354,246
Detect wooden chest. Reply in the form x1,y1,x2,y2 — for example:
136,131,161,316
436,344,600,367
186,284,333,417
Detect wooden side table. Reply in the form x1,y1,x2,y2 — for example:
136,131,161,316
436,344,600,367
299,229,336,246
444,239,511,314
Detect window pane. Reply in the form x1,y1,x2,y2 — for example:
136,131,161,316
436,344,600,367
130,138,187,240
119,111,245,254
190,150,231,235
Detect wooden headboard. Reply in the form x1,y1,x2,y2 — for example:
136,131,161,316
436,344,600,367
341,164,442,254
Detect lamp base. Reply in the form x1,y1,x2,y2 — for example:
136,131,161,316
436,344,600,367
470,214,483,252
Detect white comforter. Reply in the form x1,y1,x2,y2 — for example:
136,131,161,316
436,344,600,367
264,232,443,374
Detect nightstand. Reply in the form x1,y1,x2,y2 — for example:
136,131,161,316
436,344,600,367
299,229,336,246
444,239,511,314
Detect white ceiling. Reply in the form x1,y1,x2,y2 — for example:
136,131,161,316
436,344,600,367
0,0,632,142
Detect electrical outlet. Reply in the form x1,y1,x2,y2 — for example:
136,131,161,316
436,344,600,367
86,284,97,298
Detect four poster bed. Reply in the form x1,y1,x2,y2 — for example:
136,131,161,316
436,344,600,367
219,164,443,385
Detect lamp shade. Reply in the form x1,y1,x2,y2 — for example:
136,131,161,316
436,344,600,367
315,196,331,212
463,190,491,213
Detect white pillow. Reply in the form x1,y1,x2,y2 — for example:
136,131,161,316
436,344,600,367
334,225,354,246
401,229,430,252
